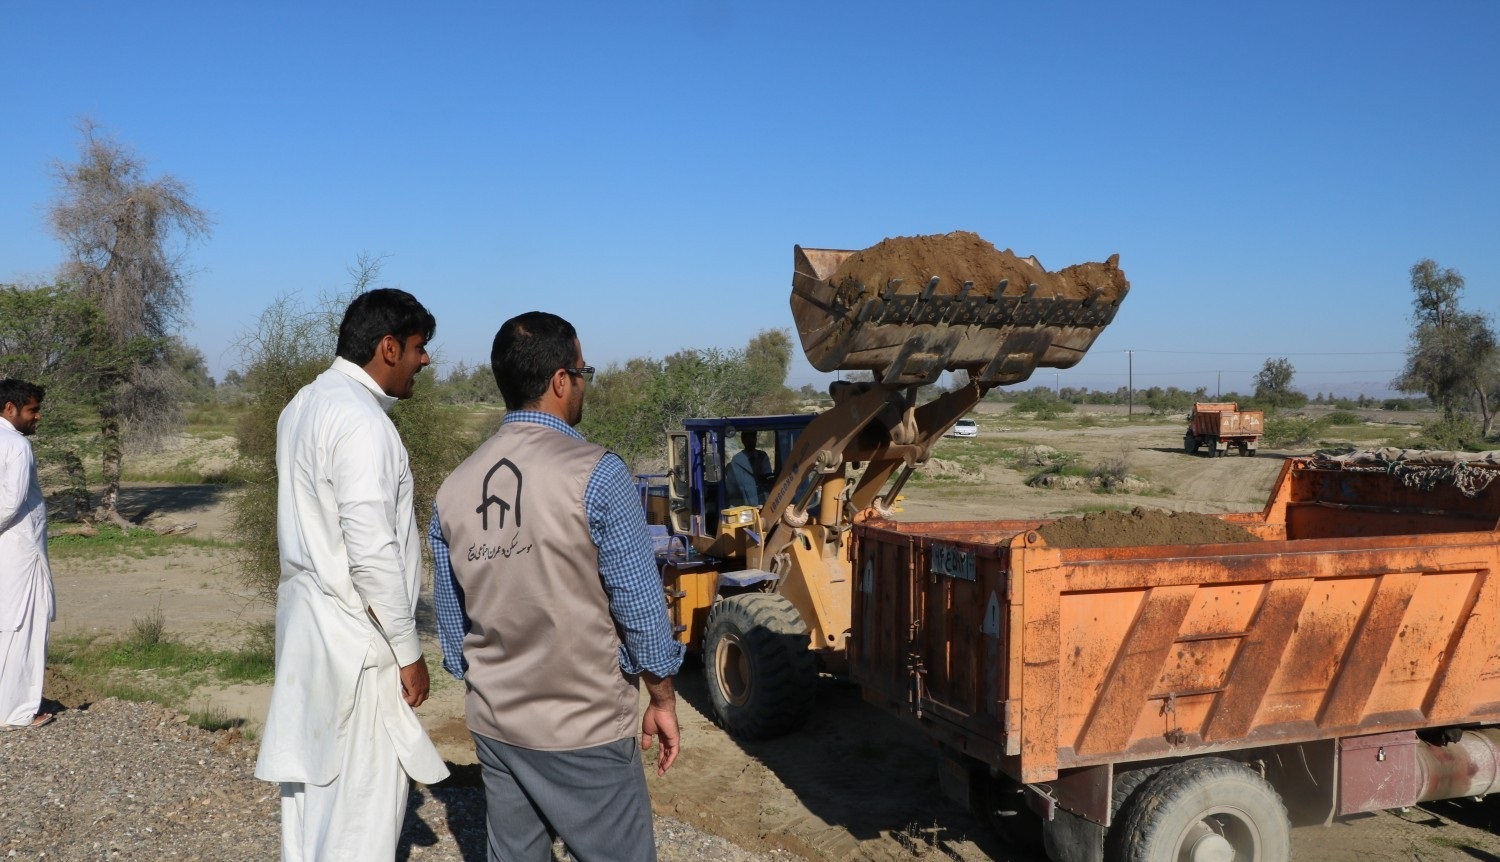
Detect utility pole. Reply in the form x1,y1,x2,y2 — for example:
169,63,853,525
1127,350,1134,417
1054,371,1060,398
1217,370,1221,399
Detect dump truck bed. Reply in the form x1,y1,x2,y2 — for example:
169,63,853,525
1189,402,1263,439
851,454,1500,784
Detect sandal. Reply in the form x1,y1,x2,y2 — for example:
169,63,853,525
3,712,55,731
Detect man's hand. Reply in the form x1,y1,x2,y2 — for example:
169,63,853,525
399,658,430,708
640,674,680,776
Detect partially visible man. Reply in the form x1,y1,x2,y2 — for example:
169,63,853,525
432,311,684,862
725,430,774,508
0,379,54,731
254,289,448,861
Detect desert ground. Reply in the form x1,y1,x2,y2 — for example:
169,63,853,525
37,402,1500,861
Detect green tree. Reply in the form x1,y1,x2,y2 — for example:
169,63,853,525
1393,259,1498,438
580,329,798,470
1253,358,1305,411
433,360,502,404
49,122,212,526
0,282,113,519
231,257,475,600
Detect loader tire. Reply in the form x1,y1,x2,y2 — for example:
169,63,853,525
1114,758,1290,862
704,593,817,740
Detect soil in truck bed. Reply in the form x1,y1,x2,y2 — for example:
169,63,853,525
1035,506,1260,549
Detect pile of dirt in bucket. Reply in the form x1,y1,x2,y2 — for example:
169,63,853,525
827,231,1128,301
1036,506,1260,549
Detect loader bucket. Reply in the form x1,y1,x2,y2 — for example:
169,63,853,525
791,232,1129,386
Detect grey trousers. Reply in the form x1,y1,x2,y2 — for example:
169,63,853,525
472,732,656,862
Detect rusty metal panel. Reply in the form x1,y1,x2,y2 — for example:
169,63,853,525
1020,558,1063,783
1339,731,1423,815
849,528,912,708
1318,572,1422,728
1074,585,1197,756
1203,579,1312,742
1425,569,1497,721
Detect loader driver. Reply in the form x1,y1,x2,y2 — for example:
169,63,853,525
725,431,774,508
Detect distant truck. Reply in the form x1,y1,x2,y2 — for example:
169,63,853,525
851,449,1500,861
1185,401,1262,457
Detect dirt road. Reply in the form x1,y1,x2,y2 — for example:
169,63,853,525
45,409,1500,860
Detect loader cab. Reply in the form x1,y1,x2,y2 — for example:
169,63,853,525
667,414,817,546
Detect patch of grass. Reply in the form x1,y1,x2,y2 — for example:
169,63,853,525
1325,410,1362,426
186,703,243,733
219,621,276,682
184,402,251,436
123,461,255,485
1048,502,1136,516
45,523,237,561
1090,454,1132,489
132,606,167,647
1027,460,1091,485
50,612,276,714
1262,415,1327,448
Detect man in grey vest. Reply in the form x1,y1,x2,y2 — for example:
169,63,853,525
431,311,683,861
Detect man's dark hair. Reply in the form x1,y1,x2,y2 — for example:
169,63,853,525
335,289,436,365
0,378,44,413
490,312,578,410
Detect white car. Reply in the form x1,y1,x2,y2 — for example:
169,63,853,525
946,418,978,438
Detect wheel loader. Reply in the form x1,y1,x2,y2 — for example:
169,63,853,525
650,236,1130,739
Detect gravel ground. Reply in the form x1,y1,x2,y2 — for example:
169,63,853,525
0,699,792,861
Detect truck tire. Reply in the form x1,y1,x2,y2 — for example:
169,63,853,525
703,593,817,740
1184,434,1199,454
1114,758,1290,862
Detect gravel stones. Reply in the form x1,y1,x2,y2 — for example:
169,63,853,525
0,698,780,861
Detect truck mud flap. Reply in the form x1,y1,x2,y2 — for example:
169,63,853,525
1041,806,1105,862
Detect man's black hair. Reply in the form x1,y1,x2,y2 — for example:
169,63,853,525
335,289,437,366
0,378,44,413
490,312,578,410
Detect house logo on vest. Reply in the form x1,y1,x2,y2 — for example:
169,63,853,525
476,459,522,530
468,458,533,562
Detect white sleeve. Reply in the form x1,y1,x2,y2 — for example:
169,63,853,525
0,438,31,532
330,423,423,666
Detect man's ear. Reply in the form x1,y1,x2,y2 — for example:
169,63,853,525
377,334,401,365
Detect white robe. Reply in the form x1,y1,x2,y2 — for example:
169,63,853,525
253,360,446,852
0,415,53,727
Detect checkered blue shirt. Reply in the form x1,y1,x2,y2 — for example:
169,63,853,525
430,410,685,680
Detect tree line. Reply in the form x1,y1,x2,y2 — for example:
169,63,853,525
3,124,1497,554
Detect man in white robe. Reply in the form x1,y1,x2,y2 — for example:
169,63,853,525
0,378,55,731
254,290,448,861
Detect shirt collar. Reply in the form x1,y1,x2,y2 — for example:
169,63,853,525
502,409,584,440
331,357,399,414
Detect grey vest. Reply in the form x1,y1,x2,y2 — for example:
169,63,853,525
436,421,639,750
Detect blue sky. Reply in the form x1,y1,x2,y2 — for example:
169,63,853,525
3,2,1496,398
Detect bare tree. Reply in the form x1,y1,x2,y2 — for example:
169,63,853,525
49,121,212,527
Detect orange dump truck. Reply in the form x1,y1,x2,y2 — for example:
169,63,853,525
851,449,1500,862
1186,402,1263,457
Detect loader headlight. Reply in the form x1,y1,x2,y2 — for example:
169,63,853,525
736,510,754,525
